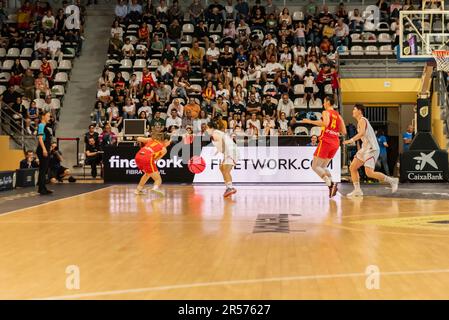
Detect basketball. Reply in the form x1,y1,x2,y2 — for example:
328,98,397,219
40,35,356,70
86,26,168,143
188,156,206,174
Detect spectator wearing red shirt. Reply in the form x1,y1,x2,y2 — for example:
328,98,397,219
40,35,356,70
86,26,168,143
140,67,157,89
173,55,190,77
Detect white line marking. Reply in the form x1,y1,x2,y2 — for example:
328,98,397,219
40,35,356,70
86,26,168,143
0,186,113,218
34,268,449,300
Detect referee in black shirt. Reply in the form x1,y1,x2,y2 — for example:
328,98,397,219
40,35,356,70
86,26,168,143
36,111,53,195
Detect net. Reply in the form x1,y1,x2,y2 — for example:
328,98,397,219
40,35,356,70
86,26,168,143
432,50,449,71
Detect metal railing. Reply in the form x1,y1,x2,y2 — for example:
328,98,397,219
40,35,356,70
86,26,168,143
0,107,37,151
339,57,425,78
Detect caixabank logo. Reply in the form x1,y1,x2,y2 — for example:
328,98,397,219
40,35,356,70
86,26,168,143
401,150,449,182
408,151,444,181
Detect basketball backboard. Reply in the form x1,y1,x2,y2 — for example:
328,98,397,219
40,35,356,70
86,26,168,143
399,9,449,61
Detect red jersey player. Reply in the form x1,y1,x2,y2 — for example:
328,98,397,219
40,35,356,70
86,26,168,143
300,96,347,198
134,132,171,196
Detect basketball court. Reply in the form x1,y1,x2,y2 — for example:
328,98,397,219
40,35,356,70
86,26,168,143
1,184,449,300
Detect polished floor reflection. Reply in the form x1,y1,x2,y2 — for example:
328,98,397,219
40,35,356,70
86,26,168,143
1,185,449,299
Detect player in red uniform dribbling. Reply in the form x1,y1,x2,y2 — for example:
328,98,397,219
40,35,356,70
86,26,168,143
134,132,172,196
300,96,347,198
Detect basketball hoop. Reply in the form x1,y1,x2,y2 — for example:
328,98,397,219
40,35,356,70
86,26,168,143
432,50,449,71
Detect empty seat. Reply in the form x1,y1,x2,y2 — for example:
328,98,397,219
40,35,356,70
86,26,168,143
181,35,193,47
20,59,30,69
365,45,379,55
0,48,6,59
350,33,362,43
54,72,68,84
378,33,392,43
182,23,194,35
6,48,20,59
30,59,42,70
294,84,305,95
0,72,11,83
292,11,304,22
294,97,307,109
324,84,333,95
294,126,308,135
58,60,72,71
51,98,61,110
133,59,147,69
20,48,33,59
350,45,364,55
51,85,65,97
2,60,14,71
34,98,45,110
119,59,132,70
310,126,322,136
379,45,394,55
0,85,7,94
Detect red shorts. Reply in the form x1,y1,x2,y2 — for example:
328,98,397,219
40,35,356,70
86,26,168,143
314,139,339,159
135,152,158,174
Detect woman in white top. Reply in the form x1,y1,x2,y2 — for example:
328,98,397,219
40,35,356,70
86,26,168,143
229,114,242,130
233,84,247,102
223,21,237,39
246,112,261,131
293,44,306,60
123,98,136,119
247,55,262,80
193,110,210,133
34,33,48,59
97,68,113,89
233,67,247,89
138,99,153,119
292,56,307,80
262,115,276,135
111,20,124,40
216,82,230,102
307,55,319,75
279,8,292,26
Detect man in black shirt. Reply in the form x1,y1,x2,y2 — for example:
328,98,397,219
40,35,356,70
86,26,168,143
246,93,262,116
2,86,21,106
229,96,246,117
161,43,176,62
85,137,102,178
261,95,276,119
203,55,220,81
110,85,126,108
20,150,39,169
319,5,334,25
84,124,100,147
48,142,76,183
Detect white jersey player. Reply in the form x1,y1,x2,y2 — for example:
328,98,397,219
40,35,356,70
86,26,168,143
206,120,240,197
344,104,399,197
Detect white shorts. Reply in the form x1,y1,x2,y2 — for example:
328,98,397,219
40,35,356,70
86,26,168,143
223,147,240,166
355,148,379,169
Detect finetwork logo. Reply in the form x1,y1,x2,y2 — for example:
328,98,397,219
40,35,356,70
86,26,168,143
109,156,183,169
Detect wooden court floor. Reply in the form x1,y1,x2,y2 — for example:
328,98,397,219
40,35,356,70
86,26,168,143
1,184,449,300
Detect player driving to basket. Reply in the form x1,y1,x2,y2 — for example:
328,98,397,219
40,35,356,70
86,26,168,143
301,96,346,198
206,118,240,197
134,132,172,196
